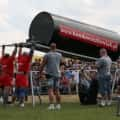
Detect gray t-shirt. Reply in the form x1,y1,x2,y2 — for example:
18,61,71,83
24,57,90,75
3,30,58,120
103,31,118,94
96,56,112,75
44,51,62,77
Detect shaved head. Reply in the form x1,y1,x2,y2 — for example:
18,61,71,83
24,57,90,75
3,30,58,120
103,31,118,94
50,43,56,51
100,48,107,57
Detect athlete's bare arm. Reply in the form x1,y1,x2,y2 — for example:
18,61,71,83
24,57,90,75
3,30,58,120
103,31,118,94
2,45,5,57
12,44,17,57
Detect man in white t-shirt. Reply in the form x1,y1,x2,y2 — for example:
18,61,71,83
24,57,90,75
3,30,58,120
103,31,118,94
72,70,80,94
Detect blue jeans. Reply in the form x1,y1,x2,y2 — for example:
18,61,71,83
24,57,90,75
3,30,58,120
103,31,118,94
46,74,60,89
97,74,111,96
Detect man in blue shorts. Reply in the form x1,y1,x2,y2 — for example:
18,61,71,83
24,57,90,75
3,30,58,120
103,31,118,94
96,48,112,107
40,43,63,110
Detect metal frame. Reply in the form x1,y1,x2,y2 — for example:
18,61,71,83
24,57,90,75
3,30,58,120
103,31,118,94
0,44,16,47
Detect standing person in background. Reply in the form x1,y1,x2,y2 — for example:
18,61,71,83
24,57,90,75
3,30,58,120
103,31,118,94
31,58,42,104
40,43,62,110
0,45,17,105
0,47,3,102
117,56,120,69
64,68,74,94
116,56,120,95
72,68,80,94
14,44,34,107
96,48,112,107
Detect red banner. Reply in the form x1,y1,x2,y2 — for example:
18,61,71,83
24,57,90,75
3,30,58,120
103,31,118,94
59,24,118,52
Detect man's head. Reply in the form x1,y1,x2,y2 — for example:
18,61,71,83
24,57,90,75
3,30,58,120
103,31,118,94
99,48,107,57
22,52,29,56
35,58,41,63
50,43,56,51
117,56,120,63
35,58,38,62
4,53,10,58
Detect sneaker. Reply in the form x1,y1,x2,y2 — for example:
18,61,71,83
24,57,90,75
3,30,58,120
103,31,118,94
48,104,55,110
106,100,112,106
0,97,3,104
56,104,61,110
20,103,25,108
100,100,106,107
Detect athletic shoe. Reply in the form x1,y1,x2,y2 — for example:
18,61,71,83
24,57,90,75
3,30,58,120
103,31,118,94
20,103,25,108
48,104,55,110
100,100,106,107
56,104,61,110
106,100,112,106
0,97,3,104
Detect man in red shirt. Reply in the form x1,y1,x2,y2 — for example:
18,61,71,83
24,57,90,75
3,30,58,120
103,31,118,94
15,44,34,107
0,48,3,101
0,45,17,104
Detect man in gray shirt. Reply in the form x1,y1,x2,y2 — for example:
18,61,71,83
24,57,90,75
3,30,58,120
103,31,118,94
96,48,112,107
40,43,62,110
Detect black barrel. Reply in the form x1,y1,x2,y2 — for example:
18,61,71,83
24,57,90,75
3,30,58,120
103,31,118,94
28,11,120,60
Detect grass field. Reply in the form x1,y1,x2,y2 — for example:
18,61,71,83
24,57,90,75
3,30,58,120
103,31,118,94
0,103,119,120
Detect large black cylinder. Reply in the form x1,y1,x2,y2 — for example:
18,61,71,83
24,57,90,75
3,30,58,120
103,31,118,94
28,11,120,60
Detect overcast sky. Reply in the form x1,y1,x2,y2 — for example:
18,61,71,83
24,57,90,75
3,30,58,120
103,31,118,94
0,0,120,47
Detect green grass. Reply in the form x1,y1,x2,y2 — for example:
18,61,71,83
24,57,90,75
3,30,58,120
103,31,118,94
0,103,119,120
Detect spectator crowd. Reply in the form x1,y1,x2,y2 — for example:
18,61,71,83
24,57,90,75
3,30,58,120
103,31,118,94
31,57,120,96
